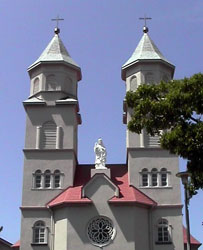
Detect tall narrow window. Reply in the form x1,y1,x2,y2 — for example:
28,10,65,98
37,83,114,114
145,72,154,84
157,219,170,243
151,168,158,186
130,76,137,91
162,74,169,82
141,168,148,186
42,121,57,149
33,221,47,244
44,170,51,188
160,168,167,186
54,170,61,188
33,78,40,94
46,74,57,91
65,76,74,95
34,170,42,188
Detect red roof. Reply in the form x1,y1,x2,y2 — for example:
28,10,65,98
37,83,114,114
0,237,12,247
48,164,157,208
183,226,201,246
11,240,20,248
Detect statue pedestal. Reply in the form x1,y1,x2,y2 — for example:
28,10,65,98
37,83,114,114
91,168,111,179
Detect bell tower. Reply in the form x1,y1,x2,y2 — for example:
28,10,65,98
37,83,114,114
121,24,181,206
21,27,82,207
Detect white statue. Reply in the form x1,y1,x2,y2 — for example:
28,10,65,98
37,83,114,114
94,138,107,169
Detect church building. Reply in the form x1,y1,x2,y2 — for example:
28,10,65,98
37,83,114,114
12,23,201,250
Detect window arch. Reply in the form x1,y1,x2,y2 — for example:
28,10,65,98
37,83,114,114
33,221,47,244
41,121,57,149
157,219,170,243
34,170,42,188
130,76,137,91
54,170,61,188
44,170,51,188
151,168,158,186
46,74,57,91
33,77,40,94
160,168,168,186
141,168,149,187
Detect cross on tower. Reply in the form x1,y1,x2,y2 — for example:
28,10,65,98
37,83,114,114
139,15,152,27
139,15,152,33
51,15,64,28
51,15,64,34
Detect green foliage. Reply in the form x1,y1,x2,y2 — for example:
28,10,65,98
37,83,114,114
126,73,203,194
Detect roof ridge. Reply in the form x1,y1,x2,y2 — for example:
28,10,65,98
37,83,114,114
46,186,71,207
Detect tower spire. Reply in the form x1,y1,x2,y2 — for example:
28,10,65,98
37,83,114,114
139,15,152,33
51,15,64,34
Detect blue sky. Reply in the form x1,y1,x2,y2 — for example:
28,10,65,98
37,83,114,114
0,0,202,247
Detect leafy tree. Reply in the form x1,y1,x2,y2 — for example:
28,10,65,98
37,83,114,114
126,73,203,194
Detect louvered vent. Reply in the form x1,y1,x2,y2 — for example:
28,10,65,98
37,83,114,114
42,121,57,149
147,134,161,147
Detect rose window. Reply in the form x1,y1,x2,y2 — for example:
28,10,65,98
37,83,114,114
87,216,116,247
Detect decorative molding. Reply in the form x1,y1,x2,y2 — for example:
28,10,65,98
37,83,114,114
156,204,183,208
20,206,48,210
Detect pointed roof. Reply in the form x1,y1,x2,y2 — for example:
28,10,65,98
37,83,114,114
28,33,81,80
122,30,175,80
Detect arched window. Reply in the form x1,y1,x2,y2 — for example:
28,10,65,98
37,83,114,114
44,170,51,188
162,74,169,83
41,121,57,149
34,170,42,188
160,168,167,186
157,219,170,243
33,221,47,244
65,76,74,94
46,74,57,91
54,170,61,188
151,168,158,186
130,76,137,91
33,77,40,94
145,72,154,84
141,168,148,187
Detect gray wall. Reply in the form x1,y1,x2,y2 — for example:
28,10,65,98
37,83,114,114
128,148,181,205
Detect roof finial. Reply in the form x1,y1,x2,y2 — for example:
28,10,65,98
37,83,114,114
51,15,64,34
139,15,152,33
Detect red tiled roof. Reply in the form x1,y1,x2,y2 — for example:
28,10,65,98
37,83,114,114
47,164,157,208
183,226,201,246
0,237,12,247
11,240,20,248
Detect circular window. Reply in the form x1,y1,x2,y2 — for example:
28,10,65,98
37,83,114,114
87,216,116,247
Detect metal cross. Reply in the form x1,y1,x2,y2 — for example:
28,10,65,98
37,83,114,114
51,15,64,28
139,15,152,27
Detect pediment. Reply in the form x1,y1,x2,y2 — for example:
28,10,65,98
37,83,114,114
82,173,119,201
